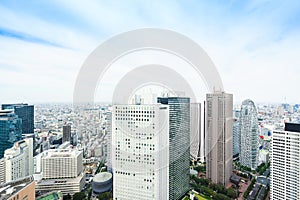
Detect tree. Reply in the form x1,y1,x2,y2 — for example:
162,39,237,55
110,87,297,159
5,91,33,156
63,194,72,200
98,191,112,200
227,187,237,198
73,192,86,200
213,193,230,200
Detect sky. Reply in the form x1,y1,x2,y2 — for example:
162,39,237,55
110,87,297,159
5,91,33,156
0,0,300,104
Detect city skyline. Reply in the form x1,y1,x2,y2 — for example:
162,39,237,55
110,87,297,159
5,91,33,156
0,1,300,103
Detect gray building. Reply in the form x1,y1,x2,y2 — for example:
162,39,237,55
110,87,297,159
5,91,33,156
157,97,190,200
240,99,259,169
205,91,233,185
62,125,71,143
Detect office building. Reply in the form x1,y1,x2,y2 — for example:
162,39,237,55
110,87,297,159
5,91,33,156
105,111,112,172
41,149,82,179
0,138,33,183
270,123,300,200
233,118,240,156
205,91,233,185
35,148,84,195
190,103,205,161
157,97,190,200
240,99,259,169
112,104,170,200
62,125,71,143
2,103,34,134
0,110,22,158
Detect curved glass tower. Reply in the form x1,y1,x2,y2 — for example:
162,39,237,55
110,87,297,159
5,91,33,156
239,99,259,169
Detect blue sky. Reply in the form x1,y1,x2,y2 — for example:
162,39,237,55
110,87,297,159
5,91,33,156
0,0,299,103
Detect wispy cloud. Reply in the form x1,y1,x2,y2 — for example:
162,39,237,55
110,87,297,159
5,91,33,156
0,0,299,103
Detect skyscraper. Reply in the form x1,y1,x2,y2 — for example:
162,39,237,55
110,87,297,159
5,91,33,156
112,104,170,200
2,104,34,134
62,124,71,143
0,110,22,158
240,99,259,169
157,97,190,200
205,91,233,185
271,123,300,200
190,103,205,161
232,117,240,157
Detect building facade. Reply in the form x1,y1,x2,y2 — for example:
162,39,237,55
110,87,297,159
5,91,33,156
41,149,83,179
2,103,34,134
62,125,71,143
270,123,300,200
190,103,205,161
0,110,22,158
1,138,34,183
233,118,240,156
240,99,259,169
112,104,170,200
205,91,233,185
157,97,190,200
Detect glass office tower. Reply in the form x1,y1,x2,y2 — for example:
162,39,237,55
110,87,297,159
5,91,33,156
157,97,190,200
0,110,22,158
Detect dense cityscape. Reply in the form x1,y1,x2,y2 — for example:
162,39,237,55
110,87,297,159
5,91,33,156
0,97,299,199
1,1,299,200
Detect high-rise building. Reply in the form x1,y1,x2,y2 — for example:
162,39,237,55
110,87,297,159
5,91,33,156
205,91,233,185
0,110,22,158
157,97,190,200
105,111,112,172
233,118,240,157
62,125,71,143
240,99,259,169
2,103,34,134
0,138,34,183
112,104,170,200
190,103,205,161
270,123,300,200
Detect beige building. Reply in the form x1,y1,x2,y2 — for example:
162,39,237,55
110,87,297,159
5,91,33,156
0,176,35,200
205,91,233,185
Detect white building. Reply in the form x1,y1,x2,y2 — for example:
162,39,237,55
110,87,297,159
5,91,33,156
112,104,170,200
0,138,33,183
271,123,300,200
41,149,83,179
205,91,233,185
240,99,259,169
35,148,84,196
190,103,205,161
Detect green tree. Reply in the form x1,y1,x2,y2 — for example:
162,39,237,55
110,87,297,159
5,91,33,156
73,192,86,200
213,193,230,200
98,191,112,200
227,187,237,198
63,194,72,200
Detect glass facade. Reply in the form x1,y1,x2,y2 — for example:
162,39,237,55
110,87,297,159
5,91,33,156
2,104,34,134
0,110,22,158
157,97,190,200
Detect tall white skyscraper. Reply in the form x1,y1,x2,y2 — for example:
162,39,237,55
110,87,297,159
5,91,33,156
240,99,259,169
112,104,170,200
205,91,233,185
271,123,300,200
0,138,33,183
